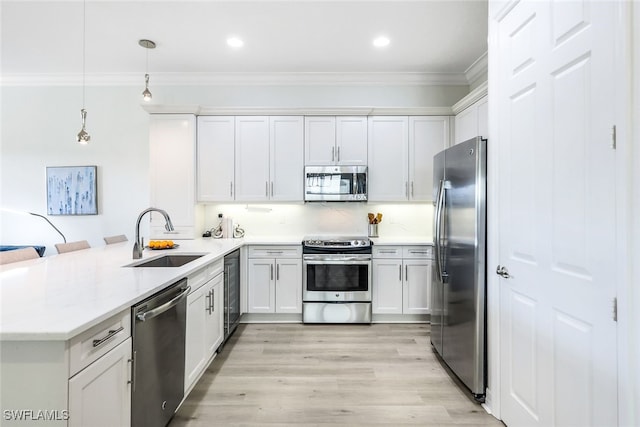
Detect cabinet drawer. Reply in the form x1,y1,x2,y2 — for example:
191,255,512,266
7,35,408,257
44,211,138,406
248,245,302,259
189,258,224,293
403,246,433,259
207,258,224,279
69,310,131,377
372,246,403,258
188,266,209,292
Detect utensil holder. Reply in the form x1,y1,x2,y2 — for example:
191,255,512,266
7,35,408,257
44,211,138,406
368,224,379,238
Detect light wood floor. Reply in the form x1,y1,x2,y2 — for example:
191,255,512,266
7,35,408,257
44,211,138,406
170,323,503,426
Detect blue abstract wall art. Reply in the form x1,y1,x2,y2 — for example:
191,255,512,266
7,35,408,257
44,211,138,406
46,166,98,215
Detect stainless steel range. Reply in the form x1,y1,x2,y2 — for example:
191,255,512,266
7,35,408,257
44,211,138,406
302,236,372,324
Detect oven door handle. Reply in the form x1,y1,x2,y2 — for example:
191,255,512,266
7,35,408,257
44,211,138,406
303,259,371,265
303,255,371,262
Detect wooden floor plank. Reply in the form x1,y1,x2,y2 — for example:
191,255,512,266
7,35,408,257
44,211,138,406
170,324,503,426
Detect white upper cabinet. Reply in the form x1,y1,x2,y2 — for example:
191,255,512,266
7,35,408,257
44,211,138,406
270,116,304,201
408,116,449,201
235,116,271,201
149,114,200,239
197,116,235,202
367,116,409,201
335,117,368,165
368,116,449,202
454,94,488,145
198,116,303,202
305,116,367,165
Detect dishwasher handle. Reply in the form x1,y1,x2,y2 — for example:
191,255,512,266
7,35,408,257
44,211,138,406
136,286,191,322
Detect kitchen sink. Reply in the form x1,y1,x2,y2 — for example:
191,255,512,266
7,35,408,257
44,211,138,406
127,254,204,268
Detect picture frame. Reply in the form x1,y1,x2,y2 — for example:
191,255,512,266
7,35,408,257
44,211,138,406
46,166,98,215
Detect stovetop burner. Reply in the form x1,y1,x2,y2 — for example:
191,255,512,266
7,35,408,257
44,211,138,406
302,236,371,249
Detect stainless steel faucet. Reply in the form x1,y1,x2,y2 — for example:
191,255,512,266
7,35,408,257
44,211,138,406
133,207,174,259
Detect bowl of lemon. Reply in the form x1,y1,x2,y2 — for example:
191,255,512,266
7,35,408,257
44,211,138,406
147,240,177,250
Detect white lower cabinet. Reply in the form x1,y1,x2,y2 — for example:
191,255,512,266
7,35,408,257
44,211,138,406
372,245,433,315
185,271,224,394
247,245,302,314
68,338,132,427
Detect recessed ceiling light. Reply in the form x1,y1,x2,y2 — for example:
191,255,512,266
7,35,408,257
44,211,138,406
373,36,390,48
373,36,390,47
227,37,244,48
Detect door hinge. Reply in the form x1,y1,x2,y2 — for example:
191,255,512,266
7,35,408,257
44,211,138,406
613,297,618,322
611,125,617,149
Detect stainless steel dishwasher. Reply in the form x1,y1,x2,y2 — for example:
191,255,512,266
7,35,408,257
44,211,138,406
131,278,190,427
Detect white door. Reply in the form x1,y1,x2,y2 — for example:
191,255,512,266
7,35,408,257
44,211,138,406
274,258,302,313
494,1,617,425
408,116,449,201
197,116,235,202
68,338,131,427
372,259,403,314
270,116,304,201
304,116,336,165
235,116,270,201
184,284,207,391
205,275,224,355
336,116,368,165
247,259,275,313
402,259,430,315
367,116,409,201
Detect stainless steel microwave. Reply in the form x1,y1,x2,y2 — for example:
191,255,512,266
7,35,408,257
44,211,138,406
304,165,367,202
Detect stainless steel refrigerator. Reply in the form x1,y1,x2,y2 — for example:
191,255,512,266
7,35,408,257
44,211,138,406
431,136,487,401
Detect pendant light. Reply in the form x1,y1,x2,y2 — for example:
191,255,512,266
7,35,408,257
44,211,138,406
76,0,90,144
139,39,156,102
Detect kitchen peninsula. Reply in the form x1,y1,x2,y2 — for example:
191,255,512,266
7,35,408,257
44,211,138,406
0,235,432,426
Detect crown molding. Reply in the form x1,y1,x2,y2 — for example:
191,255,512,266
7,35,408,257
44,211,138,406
1,71,470,87
464,52,488,88
140,105,454,116
451,80,488,114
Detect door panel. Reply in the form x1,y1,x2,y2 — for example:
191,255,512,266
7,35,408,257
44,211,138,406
495,1,618,426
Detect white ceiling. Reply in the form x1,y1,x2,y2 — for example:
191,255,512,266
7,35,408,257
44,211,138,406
1,0,488,85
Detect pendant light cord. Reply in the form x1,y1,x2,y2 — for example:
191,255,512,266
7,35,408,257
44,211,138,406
82,0,86,109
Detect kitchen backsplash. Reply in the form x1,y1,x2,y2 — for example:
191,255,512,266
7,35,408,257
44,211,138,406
202,203,433,239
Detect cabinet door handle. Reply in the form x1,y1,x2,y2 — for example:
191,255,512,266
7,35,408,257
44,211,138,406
411,181,414,198
271,181,274,197
131,350,137,391
206,291,212,314
405,182,408,197
127,357,133,385
265,181,269,197
399,265,402,281
276,264,280,281
331,146,335,162
270,264,274,280
92,326,124,348
211,289,215,313
230,182,233,197
337,146,340,161
405,265,408,281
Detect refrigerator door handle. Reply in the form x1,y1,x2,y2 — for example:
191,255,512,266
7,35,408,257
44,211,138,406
434,179,448,283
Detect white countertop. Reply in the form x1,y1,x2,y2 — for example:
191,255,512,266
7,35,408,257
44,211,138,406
0,235,430,341
0,239,242,341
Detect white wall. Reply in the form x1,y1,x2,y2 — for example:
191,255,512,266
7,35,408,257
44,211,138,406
1,83,464,254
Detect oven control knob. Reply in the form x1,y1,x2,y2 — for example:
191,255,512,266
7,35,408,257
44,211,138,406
352,240,360,246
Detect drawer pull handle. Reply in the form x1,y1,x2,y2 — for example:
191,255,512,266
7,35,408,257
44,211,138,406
92,326,124,348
